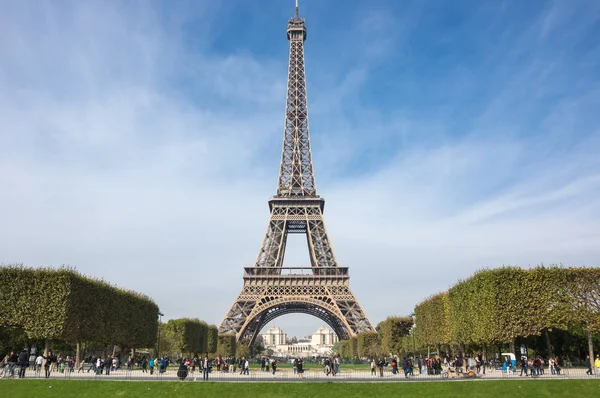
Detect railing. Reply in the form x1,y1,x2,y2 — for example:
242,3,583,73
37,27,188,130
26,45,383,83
3,364,598,382
244,267,349,277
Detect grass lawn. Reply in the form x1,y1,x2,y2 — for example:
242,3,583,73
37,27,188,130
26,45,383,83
2,379,600,397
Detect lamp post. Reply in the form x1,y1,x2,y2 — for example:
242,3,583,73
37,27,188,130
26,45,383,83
157,311,164,358
410,313,416,356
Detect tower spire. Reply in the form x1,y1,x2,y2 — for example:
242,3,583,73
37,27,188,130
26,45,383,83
281,0,311,197
219,0,375,347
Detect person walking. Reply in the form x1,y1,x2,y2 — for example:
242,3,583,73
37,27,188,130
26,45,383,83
202,356,210,381
297,358,304,378
584,355,592,375
402,357,410,378
87,356,96,373
43,351,53,379
378,358,385,377
244,358,249,375
595,355,600,376
271,358,277,376
370,359,376,376
0,353,9,378
520,356,528,376
35,353,43,375
17,349,28,378
7,351,18,377
239,357,245,375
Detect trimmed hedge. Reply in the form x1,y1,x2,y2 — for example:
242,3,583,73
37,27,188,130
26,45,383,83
414,293,449,348
164,318,208,356
207,325,219,354
566,267,600,333
378,316,413,355
413,265,596,352
0,265,158,347
236,344,250,359
336,336,358,360
217,334,236,357
357,332,380,358
445,266,570,345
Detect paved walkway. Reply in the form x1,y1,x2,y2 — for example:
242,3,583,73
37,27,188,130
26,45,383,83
2,367,598,382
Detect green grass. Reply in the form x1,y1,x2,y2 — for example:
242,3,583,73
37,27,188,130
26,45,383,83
1,379,600,397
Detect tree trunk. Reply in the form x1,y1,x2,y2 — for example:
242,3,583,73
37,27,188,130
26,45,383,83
44,339,50,356
509,340,516,356
588,328,594,367
483,345,487,361
75,342,80,367
544,329,553,357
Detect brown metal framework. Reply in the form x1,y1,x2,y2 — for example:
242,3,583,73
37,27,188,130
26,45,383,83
219,4,375,346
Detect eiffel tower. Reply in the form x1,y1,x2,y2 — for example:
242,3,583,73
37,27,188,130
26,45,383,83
219,2,375,345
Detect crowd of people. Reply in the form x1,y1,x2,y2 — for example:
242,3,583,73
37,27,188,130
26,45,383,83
3,347,600,379
0,349,174,379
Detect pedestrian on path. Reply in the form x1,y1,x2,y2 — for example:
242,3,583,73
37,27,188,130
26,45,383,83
43,351,53,378
202,356,210,381
585,355,593,375
297,359,304,378
17,349,28,378
35,354,43,375
378,358,385,377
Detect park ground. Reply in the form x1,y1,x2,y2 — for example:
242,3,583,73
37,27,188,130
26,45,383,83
2,379,600,397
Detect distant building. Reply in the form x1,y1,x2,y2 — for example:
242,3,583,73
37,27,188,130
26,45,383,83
262,326,287,346
260,326,339,358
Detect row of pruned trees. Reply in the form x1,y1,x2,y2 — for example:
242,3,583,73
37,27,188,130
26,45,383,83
158,322,254,359
413,266,600,361
334,317,415,360
0,265,158,363
0,264,254,363
334,266,600,362
159,319,219,358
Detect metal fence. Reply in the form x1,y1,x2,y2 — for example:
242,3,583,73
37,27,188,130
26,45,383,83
2,363,599,382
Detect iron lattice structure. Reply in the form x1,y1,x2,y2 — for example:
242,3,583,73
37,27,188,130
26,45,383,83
219,5,375,345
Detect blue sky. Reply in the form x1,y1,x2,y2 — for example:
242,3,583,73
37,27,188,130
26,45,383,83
1,0,600,338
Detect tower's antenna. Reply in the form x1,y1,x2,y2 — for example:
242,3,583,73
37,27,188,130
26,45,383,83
295,0,299,18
